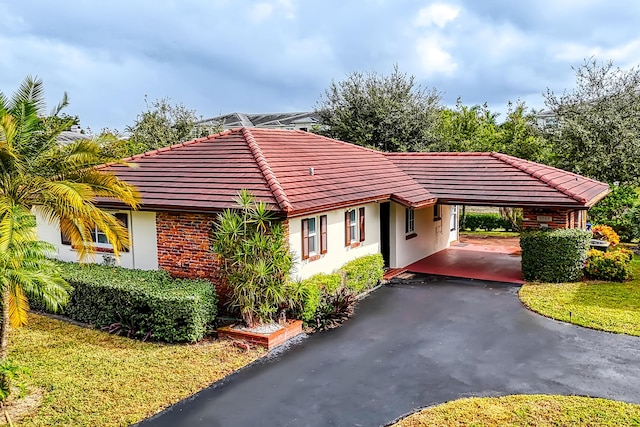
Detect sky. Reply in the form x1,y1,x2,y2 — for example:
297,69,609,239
2,1,640,133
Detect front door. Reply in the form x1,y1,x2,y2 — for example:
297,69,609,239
380,202,390,268
449,205,458,242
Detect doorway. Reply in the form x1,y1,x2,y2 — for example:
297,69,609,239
380,202,390,268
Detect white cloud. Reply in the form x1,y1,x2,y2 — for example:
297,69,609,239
553,39,640,66
249,2,274,22
414,3,460,28
415,37,457,77
248,0,296,23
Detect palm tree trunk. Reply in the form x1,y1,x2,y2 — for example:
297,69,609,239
0,288,9,361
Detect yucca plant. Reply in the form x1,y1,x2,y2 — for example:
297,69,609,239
211,190,293,328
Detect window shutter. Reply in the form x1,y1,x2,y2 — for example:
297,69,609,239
359,207,365,242
115,213,130,252
60,230,71,246
345,211,351,246
320,215,328,254
301,219,309,260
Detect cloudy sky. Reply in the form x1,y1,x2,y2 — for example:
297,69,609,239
2,1,640,132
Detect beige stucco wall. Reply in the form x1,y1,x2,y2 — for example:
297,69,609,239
289,202,381,279
389,203,454,268
35,210,158,270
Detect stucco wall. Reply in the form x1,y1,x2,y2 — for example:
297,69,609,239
35,210,158,270
289,202,381,279
390,203,453,268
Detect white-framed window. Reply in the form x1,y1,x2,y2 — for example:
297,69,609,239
302,215,327,260
450,205,458,232
433,204,442,221
405,208,415,234
345,207,365,246
61,212,129,252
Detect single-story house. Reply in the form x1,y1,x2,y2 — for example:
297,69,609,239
36,128,610,292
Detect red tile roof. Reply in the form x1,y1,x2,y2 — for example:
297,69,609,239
101,128,436,215
386,152,610,208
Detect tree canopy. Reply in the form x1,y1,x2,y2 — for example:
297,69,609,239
544,58,640,184
315,65,442,152
124,97,220,156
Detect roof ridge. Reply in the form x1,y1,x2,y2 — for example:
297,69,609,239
490,152,589,204
385,152,492,157
241,127,293,213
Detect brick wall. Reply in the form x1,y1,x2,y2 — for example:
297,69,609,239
522,207,586,229
156,211,227,298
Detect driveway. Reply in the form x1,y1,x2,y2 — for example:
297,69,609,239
138,277,640,427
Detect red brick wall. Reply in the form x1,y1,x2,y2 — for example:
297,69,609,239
522,207,586,229
156,212,227,297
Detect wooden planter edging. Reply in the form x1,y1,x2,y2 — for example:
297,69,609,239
217,320,303,350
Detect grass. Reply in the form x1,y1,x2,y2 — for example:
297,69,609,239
519,256,640,336
393,395,640,426
8,314,265,427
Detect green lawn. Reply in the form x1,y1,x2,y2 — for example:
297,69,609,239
8,314,265,427
393,395,640,426
519,256,640,336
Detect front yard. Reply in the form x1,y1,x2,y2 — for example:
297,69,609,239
519,256,640,336
7,314,265,427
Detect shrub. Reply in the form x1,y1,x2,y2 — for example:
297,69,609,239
292,273,342,323
584,248,633,282
340,254,384,293
211,190,293,327
588,184,640,242
312,287,357,331
33,262,218,343
591,224,620,245
459,213,517,231
521,228,592,282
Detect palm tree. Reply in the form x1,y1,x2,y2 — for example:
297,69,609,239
0,76,140,359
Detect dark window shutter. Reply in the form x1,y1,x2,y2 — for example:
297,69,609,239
301,219,309,260
115,212,130,252
60,229,71,246
320,215,328,254
345,211,351,246
359,207,365,242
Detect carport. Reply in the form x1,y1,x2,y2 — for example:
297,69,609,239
386,152,611,283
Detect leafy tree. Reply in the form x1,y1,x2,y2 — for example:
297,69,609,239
125,97,220,155
498,101,551,163
315,65,442,152
588,184,640,241
211,190,293,328
0,76,139,360
544,58,640,184
429,99,501,152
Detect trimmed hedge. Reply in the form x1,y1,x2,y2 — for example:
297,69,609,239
584,248,633,282
340,254,385,293
459,213,519,231
296,254,384,328
35,262,217,343
521,228,591,283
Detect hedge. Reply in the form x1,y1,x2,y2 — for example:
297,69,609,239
33,262,218,343
459,213,519,231
340,254,385,293
297,254,384,328
520,228,592,283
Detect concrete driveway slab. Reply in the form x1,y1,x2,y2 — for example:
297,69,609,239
138,277,640,427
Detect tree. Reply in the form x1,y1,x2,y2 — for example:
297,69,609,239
315,65,442,152
124,97,220,155
544,58,640,184
0,76,139,360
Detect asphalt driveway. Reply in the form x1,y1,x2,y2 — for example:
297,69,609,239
138,277,640,427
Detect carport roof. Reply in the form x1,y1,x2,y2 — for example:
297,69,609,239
386,152,610,208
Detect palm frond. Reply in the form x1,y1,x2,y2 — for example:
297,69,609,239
8,286,29,327
10,75,46,115
49,91,69,117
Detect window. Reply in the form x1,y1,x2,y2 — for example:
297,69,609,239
450,205,458,232
433,204,442,221
405,208,415,234
61,212,129,252
302,215,327,260
345,207,365,246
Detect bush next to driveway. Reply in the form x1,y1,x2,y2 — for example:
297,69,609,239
340,253,384,293
520,228,591,282
32,262,217,342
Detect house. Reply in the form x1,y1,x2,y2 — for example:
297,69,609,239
35,128,609,293
197,112,319,131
